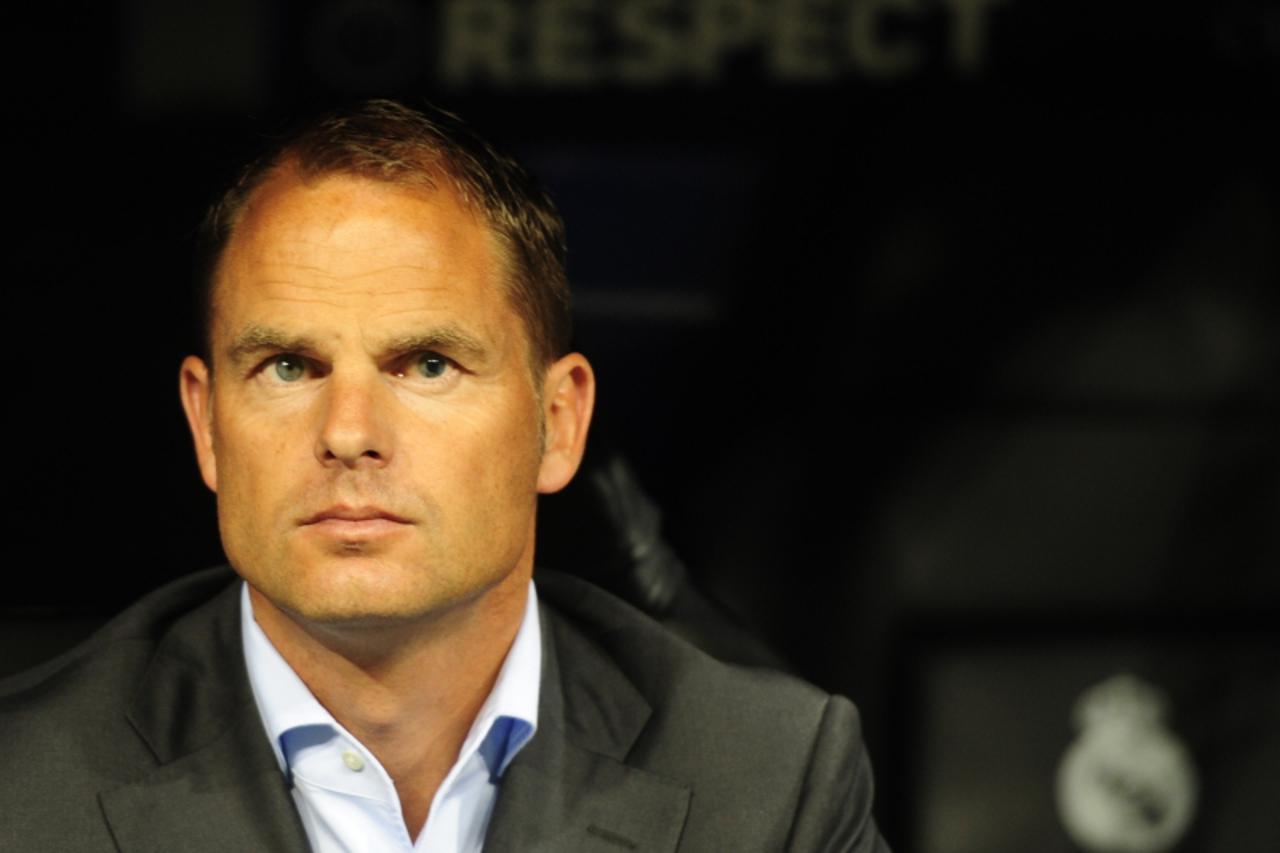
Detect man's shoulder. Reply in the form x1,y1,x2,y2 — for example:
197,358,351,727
533,569,855,770
0,565,239,707
0,567,247,851
535,568,833,720
0,567,243,756
526,570,887,851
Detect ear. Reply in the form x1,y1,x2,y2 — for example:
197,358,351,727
179,355,219,493
536,353,595,494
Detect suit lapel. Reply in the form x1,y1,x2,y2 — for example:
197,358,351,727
98,576,311,853
96,568,690,852
484,592,691,852
98,718,310,853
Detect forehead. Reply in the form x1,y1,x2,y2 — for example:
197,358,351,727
211,172,522,353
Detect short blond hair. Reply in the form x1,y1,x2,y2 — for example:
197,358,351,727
197,99,571,371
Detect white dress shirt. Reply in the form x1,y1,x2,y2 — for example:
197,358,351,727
240,581,541,853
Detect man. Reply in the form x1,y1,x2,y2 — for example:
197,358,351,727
0,100,889,852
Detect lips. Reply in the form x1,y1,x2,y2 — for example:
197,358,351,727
301,505,411,526
298,506,413,542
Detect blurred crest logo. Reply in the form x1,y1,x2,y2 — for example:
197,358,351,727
1055,674,1198,853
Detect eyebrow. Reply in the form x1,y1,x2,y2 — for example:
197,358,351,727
223,323,492,368
224,326,319,369
380,329,491,365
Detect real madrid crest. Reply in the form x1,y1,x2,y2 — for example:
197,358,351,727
1056,674,1199,853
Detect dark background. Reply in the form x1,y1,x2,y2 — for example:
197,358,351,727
8,2,1278,851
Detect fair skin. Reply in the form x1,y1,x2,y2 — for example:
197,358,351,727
178,169,594,838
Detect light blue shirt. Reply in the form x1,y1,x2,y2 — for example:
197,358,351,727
240,581,541,853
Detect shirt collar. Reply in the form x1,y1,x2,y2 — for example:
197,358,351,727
240,579,541,781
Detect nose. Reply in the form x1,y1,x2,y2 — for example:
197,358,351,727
315,368,394,469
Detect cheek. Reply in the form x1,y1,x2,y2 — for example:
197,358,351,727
441,402,543,520
404,385,543,477
489,398,546,487
432,421,539,512
211,414,296,534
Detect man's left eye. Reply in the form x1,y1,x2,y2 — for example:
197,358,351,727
413,352,451,379
270,354,307,382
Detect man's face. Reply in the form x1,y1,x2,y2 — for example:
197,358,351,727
180,172,586,628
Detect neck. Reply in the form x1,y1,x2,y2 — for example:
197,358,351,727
248,565,532,839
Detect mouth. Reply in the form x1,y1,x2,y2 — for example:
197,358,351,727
299,506,413,539
301,505,411,525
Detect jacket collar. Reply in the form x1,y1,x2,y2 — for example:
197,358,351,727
99,571,311,851
97,568,690,853
483,572,691,852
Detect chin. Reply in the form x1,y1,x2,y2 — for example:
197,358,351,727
277,555,502,627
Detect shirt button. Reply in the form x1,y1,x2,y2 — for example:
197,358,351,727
342,750,365,772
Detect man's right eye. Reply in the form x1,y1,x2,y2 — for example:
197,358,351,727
268,354,306,382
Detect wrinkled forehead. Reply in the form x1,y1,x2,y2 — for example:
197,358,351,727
209,169,543,376
225,161,491,260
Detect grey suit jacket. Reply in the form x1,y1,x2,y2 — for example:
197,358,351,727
1,567,889,852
